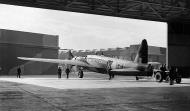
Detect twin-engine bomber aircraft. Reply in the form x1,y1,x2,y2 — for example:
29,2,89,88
18,39,158,80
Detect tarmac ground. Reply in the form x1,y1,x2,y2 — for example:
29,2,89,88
1,72,190,111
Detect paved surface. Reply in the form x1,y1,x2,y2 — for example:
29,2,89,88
0,72,190,111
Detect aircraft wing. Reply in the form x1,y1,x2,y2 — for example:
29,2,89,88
17,57,93,67
148,62,160,65
111,68,139,72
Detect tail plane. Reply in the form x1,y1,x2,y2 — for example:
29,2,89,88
134,39,148,64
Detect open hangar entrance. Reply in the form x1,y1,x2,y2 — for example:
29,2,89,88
0,0,190,77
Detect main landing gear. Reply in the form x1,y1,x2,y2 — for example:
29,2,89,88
136,76,139,80
78,68,84,78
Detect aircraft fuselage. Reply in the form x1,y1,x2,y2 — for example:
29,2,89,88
74,55,148,75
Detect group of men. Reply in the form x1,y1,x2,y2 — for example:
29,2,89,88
16,66,71,79
57,67,70,79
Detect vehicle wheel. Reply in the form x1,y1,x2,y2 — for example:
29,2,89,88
155,72,163,82
176,78,181,84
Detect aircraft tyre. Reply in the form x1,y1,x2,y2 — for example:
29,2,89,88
78,71,84,78
176,77,181,84
136,76,139,80
155,72,163,82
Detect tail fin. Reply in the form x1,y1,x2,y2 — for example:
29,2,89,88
134,39,148,64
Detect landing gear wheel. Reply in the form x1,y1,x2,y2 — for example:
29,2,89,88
176,78,181,84
155,72,163,82
136,76,139,80
78,71,84,78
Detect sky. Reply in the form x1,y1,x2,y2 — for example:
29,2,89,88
0,4,167,50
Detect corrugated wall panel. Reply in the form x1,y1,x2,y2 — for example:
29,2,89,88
0,29,59,75
0,29,58,48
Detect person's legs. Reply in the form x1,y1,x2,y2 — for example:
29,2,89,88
112,73,114,78
109,73,111,80
59,74,60,78
66,73,69,79
170,78,174,85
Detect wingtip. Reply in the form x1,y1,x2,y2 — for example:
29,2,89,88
17,57,25,59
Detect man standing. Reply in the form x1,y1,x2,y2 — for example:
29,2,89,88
65,68,70,79
160,64,166,77
169,66,174,85
107,60,113,80
58,67,62,79
17,67,21,78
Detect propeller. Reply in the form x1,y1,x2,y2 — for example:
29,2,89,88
59,49,74,60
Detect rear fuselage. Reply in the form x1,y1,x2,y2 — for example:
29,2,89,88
75,55,148,75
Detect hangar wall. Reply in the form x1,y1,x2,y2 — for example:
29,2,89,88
0,29,59,75
168,22,190,77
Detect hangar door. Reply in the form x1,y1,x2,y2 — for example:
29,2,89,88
168,22,190,77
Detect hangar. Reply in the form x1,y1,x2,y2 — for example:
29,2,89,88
0,0,189,77
0,29,59,75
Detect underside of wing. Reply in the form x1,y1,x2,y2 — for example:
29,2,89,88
17,57,91,67
111,68,139,72
110,68,147,76
148,62,160,65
